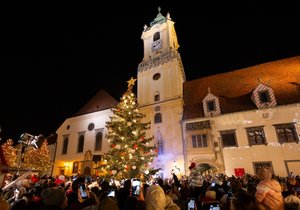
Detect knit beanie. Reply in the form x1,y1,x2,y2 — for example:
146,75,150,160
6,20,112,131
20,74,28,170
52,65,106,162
41,187,66,206
145,185,166,210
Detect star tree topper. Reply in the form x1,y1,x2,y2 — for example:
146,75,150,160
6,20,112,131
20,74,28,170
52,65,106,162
127,77,137,91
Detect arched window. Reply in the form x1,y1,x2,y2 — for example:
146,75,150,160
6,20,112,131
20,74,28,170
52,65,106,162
153,32,160,41
95,132,103,151
154,113,162,124
78,134,84,153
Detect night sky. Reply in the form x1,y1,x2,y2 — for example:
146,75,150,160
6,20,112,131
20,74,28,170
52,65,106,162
1,2,300,142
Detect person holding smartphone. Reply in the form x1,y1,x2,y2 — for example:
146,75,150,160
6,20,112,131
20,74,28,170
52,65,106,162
67,176,98,210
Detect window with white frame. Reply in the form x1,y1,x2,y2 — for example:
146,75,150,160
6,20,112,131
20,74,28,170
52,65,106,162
274,123,299,144
246,126,266,146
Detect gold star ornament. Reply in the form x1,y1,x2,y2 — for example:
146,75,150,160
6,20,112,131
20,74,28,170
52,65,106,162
127,77,137,88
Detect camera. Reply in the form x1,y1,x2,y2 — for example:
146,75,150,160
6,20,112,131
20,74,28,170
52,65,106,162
131,178,141,196
79,183,88,199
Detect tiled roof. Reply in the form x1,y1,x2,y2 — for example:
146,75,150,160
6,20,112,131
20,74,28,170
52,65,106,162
74,89,118,116
183,56,300,120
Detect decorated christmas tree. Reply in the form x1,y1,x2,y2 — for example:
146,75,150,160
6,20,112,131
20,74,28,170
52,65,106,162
22,139,52,173
1,139,18,167
103,77,158,180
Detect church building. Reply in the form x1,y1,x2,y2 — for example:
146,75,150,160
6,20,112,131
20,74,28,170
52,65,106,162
54,8,300,179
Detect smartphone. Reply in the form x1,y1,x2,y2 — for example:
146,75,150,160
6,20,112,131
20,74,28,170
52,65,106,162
203,202,220,210
209,203,220,210
211,182,216,187
131,178,141,196
79,183,88,199
188,198,195,210
108,189,115,197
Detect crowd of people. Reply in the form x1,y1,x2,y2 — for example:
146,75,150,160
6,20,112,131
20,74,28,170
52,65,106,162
1,167,300,210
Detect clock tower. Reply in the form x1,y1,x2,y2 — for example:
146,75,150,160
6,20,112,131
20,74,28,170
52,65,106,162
137,7,186,177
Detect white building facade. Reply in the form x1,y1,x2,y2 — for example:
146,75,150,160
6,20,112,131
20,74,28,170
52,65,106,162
53,8,300,179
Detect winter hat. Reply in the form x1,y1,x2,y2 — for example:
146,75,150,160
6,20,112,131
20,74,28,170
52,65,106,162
145,185,166,210
189,162,196,170
41,187,66,206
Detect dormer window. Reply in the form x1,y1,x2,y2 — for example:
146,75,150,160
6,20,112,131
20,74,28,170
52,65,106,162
207,100,216,111
251,83,277,109
202,88,221,117
259,91,270,103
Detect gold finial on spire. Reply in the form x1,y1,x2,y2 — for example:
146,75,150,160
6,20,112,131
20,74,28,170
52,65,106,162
158,6,161,13
208,87,211,93
127,77,137,90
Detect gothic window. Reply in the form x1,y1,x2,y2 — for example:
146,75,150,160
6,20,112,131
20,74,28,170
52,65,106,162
78,134,84,153
95,132,102,151
220,130,237,147
191,134,208,148
154,113,162,124
153,32,160,41
246,126,266,146
62,137,69,155
274,123,299,144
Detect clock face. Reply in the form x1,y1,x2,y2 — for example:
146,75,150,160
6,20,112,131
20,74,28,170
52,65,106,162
152,39,162,51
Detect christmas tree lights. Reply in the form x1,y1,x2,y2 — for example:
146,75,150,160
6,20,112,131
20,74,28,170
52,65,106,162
102,77,158,180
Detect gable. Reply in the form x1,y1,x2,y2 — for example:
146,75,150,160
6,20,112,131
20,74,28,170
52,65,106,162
74,89,118,116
